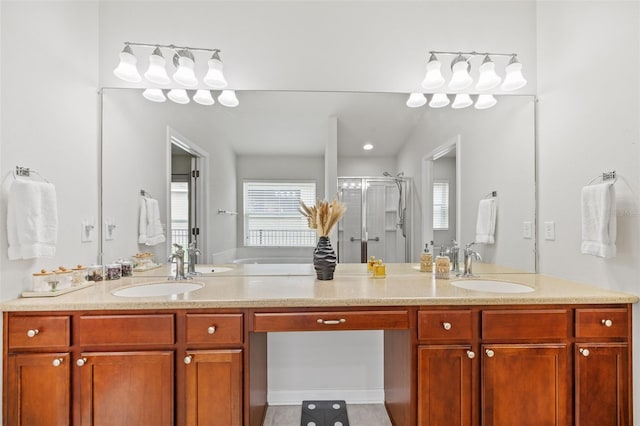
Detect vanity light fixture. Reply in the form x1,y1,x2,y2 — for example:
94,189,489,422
142,88,167,103
193,90,215,106
144,47,171,85
448,54,473,91
172,50,198,87
406,93,427,108
451,93,473,109
167,89,190,104
203,51,228,89
501,55,527,91
476,56,502,91
421,53,445,90
428,93,450,108
474,94,497,110
113,44,142,83
218,90,239,108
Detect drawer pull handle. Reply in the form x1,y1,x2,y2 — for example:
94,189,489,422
442,322,452,331
579,348,590,357
317,319,346,325
26,329,39,338
601,319,613,327
467,350,475,359
485,349,495,358
52,358,64,367
184,355,193,365
207,326,216,335
76,358,87,367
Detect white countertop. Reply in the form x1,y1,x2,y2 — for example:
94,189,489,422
1,263,637,312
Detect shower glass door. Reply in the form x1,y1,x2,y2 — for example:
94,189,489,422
337,177,409,263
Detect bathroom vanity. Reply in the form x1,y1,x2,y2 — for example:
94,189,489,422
2,264,636,426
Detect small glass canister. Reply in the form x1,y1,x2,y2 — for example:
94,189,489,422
435,256,451,280
118,260,133,277
32,269,54,292
106,263,122,280
54,267,73,289
71,265,88,285
88,264,104,282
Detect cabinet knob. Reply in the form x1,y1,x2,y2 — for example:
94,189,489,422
184,355,193,365
52,358,64,367
207,326,216,335
317,319,346,325
442,322,452,331
467,350,475,359
26,329,39,338
601,319,613,327
76,358,87,367
579,348,590,357
485,349,495,358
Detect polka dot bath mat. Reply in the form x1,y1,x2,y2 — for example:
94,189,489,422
301,400,349,426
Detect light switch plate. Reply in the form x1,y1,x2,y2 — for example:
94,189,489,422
544,221,555,241
81,219,95,243
523,221,532,239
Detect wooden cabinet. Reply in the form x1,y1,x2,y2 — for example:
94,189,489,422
77,351,174,426
184,350,243,426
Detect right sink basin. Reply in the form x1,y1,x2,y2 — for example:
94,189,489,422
451,279,535,294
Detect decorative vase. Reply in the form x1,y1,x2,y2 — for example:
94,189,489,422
313,236,337,280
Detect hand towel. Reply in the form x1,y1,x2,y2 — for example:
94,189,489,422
581,182,616,258
7,179,58,260
139,196,165,246
475,198,497,244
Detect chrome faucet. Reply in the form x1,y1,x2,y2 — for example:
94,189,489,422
449,240,460,274
168,243,190,280
459,242,482,278
187,242,201,276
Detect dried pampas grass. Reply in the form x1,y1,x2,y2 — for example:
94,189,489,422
300,198,346,237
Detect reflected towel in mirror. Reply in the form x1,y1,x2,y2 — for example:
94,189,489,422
138,196,165,246
475,198,497,244
581,182,616,258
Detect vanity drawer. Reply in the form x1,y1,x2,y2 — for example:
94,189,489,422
418,310,473,341
8,315,70,350
77,314,175,346
575,308,628,339
186,313,243,345
482,309,570,341
252,310,409,332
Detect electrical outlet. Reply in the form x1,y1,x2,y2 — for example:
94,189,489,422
523,221,532,239
81,219,95,243
544,221,555,241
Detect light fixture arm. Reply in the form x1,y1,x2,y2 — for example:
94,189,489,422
428,50,517,59
124,41,221,55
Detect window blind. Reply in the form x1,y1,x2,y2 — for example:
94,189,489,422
433,180,449,230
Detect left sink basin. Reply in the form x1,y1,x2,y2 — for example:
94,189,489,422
112,281,204,298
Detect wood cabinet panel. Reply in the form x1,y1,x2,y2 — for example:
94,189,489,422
418,345,474,426
253,310,409,332
418,310,473,342
186,314,243,345
7,352,70,426
78,314,174,346
482,309,570,341
78,351,173,426
8,316,70,350
185,349,243,426
481,344,570,426
575,308,628,339
575,343,630,426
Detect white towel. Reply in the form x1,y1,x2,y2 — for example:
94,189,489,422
138,196,165,246
475,198,497,244
7,179,58,260
581,182,616,258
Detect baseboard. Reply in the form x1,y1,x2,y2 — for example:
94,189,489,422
267,389,384,405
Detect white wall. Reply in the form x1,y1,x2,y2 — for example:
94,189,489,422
536,1,640,415
338,156,397,177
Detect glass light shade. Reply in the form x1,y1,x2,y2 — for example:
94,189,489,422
142,88,166,103
203,55,228,89
475,58,502,91
113,45,141,83
218,90,239,107
501,59,527,91
428,93,450,108
193,90,215,106
452,93,473,109
421,54,445,90
474,94,497,110
144,48,170,85
167,89,190,104
172,52,198,87
449,56,473,91
406,93,427,108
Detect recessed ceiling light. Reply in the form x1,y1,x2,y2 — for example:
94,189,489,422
363,143,374,151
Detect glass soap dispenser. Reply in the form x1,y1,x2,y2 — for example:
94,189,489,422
420,244,433,272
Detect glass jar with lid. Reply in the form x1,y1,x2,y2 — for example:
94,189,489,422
88,264,104,282
106,263,122,280
71,265,88,285
32,269,54,292
54,267,72,289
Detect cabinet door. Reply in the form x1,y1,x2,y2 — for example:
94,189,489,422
184,349,243,426
481,344,570,426
7,353,70,426
78,351,173,426
575,343,630,426
418,345,475,426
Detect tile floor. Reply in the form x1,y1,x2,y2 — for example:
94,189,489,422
262,403,392,426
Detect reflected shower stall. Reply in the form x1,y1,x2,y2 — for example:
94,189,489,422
337,175,411,263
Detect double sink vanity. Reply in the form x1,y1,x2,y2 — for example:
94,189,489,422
2,263,637,425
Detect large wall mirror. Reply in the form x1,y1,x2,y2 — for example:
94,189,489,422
101,89,536,275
